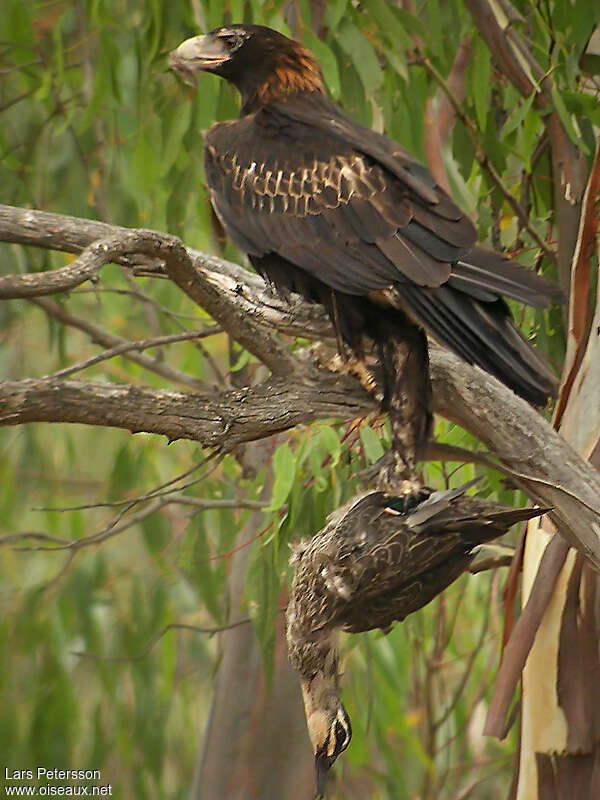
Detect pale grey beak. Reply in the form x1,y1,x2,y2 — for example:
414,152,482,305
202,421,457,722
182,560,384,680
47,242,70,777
169,35,229,84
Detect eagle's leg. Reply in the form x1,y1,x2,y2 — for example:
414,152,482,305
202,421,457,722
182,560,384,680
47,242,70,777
375,316,433,508
312,292,384,401
327,290,385,401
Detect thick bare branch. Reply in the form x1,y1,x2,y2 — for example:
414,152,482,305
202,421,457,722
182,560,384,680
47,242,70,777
0,204,329,338
0,205,301,377
484,533,570,738
2,347,600,568
0,374,372,450
432,346,600,569
0,234,129,298
2,205,600,567
157,228,301,378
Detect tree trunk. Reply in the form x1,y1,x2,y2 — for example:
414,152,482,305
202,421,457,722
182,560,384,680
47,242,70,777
514,210,600,799
193,446,313,800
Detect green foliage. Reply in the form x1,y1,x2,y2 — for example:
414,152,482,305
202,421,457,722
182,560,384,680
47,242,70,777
1,0,593,796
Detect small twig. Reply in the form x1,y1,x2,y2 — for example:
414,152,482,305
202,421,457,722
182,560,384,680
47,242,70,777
31,297,210,392
434,597,492,732
171,497,269,511
203,518,276,564
71,618,256,663
33,453,218,513
24,453,226,552
73,286,214,322
0,59,43,74
414,51,556,265
40,551,78,593
0,88,37,113
43,328,219,380
18,498,165,552
0,531,70,547
468,544,515,573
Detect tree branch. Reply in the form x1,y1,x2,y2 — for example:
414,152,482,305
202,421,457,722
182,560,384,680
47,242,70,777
432,346,600,569
0,374,372,450
31,297,211,391
2,205,600,568
484,533,570,738
41,327,219,381
2,349,600,567
0,205,302,377
0,234,132,298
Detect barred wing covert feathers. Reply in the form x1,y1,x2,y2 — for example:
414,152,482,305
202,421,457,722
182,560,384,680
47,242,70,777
204,92,561,404
204,97,474,292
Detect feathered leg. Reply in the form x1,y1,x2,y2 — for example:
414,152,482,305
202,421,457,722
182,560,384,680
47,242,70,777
318,298,433,501
375,313,432,500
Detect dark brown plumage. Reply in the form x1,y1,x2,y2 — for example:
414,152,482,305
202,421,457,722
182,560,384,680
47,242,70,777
169,24,562,491
286,482,546,795
288,484,544,644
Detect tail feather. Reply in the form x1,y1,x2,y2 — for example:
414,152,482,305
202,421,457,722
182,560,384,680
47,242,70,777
391,283,558,405
450,248,564,308
407,481,549,543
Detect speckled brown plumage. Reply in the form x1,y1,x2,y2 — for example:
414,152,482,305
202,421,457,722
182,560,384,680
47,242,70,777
284,482,546,794
286,484,544,674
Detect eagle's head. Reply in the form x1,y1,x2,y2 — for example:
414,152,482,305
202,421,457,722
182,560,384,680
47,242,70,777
169,24,325,113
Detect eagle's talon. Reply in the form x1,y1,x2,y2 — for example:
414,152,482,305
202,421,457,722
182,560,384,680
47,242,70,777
386,483,432,514
311,347,381,400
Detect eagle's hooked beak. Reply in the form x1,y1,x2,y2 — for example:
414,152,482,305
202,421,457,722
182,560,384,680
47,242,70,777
168,35,229,84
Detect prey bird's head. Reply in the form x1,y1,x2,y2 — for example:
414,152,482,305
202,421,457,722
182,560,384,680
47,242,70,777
300,672,352,797
169,24,325,113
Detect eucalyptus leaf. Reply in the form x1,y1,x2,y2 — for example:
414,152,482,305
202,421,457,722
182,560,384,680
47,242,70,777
266,444,296,511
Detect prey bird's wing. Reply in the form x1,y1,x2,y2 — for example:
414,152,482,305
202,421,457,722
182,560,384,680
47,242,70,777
307,489,545,632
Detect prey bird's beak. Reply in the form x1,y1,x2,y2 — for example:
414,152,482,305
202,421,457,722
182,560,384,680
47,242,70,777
169,35,229,84
314,752,331,798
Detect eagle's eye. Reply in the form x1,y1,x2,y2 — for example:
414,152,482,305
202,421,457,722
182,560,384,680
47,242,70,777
217,31,245,52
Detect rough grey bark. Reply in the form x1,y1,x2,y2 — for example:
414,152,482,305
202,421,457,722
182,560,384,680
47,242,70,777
1,205,599,570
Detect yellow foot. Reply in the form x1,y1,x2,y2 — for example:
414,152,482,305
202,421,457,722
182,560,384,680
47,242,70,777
347,358,378,397
312,346,380,399
382,479,432,514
